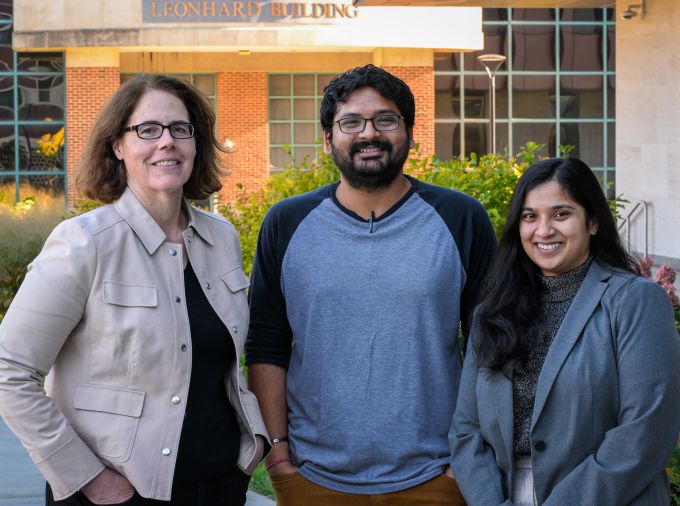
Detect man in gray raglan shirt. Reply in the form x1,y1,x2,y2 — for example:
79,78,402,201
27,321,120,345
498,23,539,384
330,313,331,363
246,65,496,505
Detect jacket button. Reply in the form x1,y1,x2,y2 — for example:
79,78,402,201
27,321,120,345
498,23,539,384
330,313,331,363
171,396,181,405
162,448,172,456
534,440,547,452
180,344,188,352
169,248,177,256
175,296,181,303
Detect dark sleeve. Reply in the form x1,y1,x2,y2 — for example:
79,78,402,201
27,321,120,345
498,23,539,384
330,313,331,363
416,181,497,340
457,199,497,340
244,188,328,368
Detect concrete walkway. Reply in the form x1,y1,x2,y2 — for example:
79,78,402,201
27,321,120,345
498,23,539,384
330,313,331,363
0,418,274,506
247,489,275,506
0,417,44,505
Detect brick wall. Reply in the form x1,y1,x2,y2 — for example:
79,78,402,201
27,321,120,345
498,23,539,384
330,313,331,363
65,67,120,205
383,66,435,158
216,72,270,202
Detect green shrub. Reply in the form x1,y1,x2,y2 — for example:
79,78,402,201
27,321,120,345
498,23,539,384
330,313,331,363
406,144,538,238
219,150,340,275
0,185,66,320
219,144,548,275
669,447,680,505
249,463,275,499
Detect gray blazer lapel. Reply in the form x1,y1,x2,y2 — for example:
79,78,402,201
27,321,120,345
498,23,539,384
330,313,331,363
490,371,514,457
531,261,611,429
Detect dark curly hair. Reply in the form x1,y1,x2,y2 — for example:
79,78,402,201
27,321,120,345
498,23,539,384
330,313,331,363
320,64,415,139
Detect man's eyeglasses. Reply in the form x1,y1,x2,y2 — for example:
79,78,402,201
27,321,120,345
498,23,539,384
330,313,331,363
335,114,403,134
123,122,195,140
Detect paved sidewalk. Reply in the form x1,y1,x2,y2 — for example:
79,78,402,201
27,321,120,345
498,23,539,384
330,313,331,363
0,417,43,505
247,489,275,506
0,418,274,506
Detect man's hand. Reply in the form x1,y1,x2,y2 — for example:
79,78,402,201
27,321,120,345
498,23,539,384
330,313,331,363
248,364,296,477
264,442,299,477
244,435,267,475
267,459,298,477
81,468,135,505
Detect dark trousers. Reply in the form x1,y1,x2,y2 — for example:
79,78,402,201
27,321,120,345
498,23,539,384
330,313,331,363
46,468,250,506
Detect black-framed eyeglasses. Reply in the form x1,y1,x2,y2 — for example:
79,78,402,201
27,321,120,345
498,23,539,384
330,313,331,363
123,122,195,140
335,114,403,134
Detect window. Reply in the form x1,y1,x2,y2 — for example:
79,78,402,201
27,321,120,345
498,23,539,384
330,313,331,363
0,2,66,203
269,73,335,173
435,8,615,195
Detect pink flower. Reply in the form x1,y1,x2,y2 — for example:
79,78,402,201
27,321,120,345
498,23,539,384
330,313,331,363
635,259,679,310
655,264,677,285
660,282,679,309
638,256,653,278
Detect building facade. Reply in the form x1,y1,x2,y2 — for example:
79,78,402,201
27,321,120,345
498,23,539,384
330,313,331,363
1,0,678,267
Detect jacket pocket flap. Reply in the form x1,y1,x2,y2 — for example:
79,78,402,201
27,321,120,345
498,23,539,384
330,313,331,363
74,385,145,417
220,267,249,293
103,282,158,307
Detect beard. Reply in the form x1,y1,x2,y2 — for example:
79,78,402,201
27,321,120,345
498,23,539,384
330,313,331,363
330,138,410,190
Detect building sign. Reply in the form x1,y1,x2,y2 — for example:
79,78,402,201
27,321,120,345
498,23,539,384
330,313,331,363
143,0,359,23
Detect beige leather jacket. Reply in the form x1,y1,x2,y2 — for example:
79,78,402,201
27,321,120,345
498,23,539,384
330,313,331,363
0,188,268,500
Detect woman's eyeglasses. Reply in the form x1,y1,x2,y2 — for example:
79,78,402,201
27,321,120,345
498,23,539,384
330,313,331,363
123,122,195,140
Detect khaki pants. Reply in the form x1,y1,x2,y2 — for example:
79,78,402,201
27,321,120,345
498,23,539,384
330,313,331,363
270,471,466,506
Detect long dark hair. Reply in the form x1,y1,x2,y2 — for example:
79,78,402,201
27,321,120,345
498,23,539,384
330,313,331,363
473,157,638,377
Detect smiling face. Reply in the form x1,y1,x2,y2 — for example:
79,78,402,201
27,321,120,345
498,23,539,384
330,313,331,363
519,180,597,276
323,86,413,190
113,89,196,203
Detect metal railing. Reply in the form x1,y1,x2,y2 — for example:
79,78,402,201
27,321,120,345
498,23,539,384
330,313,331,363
618,200,648,258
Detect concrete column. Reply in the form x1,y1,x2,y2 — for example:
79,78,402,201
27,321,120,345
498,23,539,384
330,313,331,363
616,0,680,266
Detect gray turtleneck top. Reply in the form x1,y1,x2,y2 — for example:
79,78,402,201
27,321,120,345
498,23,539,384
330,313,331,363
512,257,594,455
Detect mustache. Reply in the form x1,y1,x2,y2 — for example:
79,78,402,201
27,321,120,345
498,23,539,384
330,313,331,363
349,140,392,156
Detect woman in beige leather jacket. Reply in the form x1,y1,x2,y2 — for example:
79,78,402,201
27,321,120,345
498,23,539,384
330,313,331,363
0,75,268,505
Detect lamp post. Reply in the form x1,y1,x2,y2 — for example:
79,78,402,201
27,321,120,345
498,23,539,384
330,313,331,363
477,53,506,155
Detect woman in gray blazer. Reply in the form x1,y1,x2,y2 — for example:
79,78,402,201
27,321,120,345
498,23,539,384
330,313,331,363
449,157,680,505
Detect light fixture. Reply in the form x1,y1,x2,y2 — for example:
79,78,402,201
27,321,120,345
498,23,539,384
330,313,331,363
237,49,251,56
477,54,506,155
621,0,645,20
224,138,236,153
